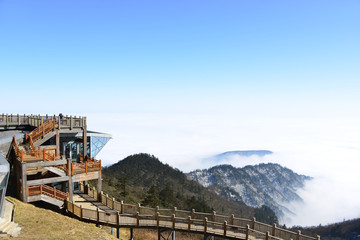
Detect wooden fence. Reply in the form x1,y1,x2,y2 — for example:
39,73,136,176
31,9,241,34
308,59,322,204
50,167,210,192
28,184,68,201
0,113,86,130
72,184,320,240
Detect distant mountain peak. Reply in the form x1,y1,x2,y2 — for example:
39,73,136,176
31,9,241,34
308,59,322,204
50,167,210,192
214,150,273,160
187,162,311,221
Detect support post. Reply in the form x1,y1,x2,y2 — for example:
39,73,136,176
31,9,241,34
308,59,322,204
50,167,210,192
120,201,124,214
55,130,60,157
252,217,256,229
83,125,87,156
266,231,269,240
97,171,102,202
188,216,191,231
156,212,160,228
129,228,133,240
272,223,277,236
297,230,301,240
21,163,27,202
68,159,73,202
246,224,250,240
224,221,227,236
172,214,175,229
231,214,234,225
116,227,120,239
136,212,139,227
204,217,208,234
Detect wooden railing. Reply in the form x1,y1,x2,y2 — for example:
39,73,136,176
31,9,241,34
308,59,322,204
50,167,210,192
71,159,101,175
28,184,68,201
26,119,57,143
0,113,86,130
78,184,319,240
66,194,319,240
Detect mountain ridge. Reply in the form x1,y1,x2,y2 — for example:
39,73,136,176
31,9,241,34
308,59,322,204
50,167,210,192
101,153,278,224
187,163,311,221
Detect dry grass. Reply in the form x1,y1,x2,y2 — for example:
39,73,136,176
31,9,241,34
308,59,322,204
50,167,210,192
5,197,117,240
116,228,203,240
4,197,206,240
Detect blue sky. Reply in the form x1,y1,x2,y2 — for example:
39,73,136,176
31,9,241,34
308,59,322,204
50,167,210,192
1,0,359,115
1,0,360,226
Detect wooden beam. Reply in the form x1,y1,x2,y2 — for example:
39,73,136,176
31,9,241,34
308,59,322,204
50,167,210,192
71,171,99,182
25,159,67,168
83,126,87,156
55,130,60,157
27,176,70,186
21,163,27,202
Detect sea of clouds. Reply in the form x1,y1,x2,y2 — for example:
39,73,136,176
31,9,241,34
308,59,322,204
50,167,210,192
89,113,360,227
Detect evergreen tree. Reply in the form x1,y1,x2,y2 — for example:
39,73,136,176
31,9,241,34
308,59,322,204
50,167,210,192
141,184,160,208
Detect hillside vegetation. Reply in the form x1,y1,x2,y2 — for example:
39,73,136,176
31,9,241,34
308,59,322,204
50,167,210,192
4,197,117,240
291,219,360,240
101,153,278,225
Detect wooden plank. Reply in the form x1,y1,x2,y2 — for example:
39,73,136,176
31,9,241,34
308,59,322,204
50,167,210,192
71,171,99,182
27,176,70,186
25,159,67,168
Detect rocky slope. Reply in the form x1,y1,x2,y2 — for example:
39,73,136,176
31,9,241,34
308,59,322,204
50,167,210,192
187,163,311,220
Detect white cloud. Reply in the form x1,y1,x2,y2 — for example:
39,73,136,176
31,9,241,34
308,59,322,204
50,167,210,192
88,112,360,226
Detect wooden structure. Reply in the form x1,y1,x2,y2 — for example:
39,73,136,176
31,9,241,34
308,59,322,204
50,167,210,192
66,183,320,240
3,114,102,207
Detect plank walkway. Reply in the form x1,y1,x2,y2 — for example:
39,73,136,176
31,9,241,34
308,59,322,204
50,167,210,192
66,193,317,240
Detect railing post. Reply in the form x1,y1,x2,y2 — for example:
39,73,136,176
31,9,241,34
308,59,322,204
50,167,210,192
120,201,124,214
156,212,160,227
266,231,269,240
112,197,115,209
187,216,191,231
58,115,61,130
191,209,195,219
137,203,141,214
317,235,321,240
272,223,277,236
212,211,216,221
231,214,234,225
204,217,208,233
246,224,250,240
17,114,20,125
70,115,73,130
136,212,139,227
297,230,301,240
173,206,177,216
97,207,99,225
224,220,227,236
155,206,159,215
172,214,176,229
252,217,256,229
80,205,83,219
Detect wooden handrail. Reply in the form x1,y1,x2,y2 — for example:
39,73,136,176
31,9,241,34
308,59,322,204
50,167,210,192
28,184,68,201
74,182,318,240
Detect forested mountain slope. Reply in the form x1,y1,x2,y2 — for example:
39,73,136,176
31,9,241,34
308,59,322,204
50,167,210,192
101,153,278,225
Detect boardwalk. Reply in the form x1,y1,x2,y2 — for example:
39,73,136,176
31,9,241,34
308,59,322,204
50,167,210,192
66,189,319,240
